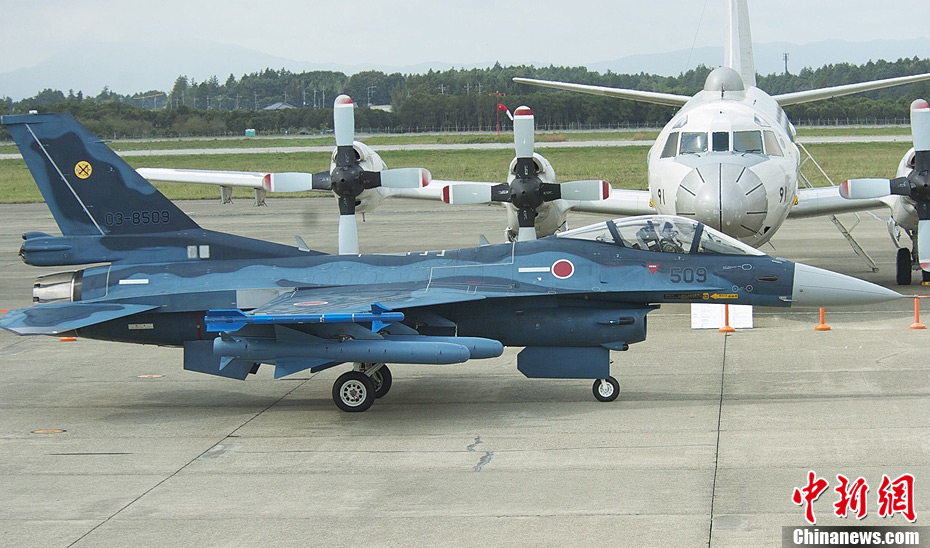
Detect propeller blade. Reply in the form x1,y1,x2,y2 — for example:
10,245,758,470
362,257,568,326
540,183,561,201
338,215,359,255
334,95,355,147
840,178,893,200
442,184,492,205
513,106,535,159
377,167,431,189
516,206,538,241
261,172,314,193
919,219,930,271
911,99,930,154
558,180,611,201
311,171,332,190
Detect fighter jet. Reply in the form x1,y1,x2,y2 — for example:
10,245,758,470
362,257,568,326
0,113,902,411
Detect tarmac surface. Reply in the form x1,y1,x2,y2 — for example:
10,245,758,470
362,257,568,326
0,198,927,547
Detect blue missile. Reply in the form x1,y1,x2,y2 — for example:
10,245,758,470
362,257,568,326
205,308,405,332
382,335,504,359
213,337,471,365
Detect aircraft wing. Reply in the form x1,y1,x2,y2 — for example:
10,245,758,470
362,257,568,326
560,188,655,216
0,302,159,335
773,72,930,107
253,283,486,317
788,186,888,219
513,77,692,107
136,167,330,193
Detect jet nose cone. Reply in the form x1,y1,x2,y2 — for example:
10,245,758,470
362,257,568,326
791,263,903,307
677,163,767,239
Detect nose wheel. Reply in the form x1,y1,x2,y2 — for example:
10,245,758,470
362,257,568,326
592,376,620,402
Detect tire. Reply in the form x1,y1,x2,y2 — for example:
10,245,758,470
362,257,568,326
333,371,375,412
896,247,912,286
592,376,620,402
370,365,392,399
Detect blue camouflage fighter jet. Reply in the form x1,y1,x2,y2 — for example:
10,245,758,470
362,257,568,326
0,113,903,411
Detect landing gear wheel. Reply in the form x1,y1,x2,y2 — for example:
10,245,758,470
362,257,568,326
333,371,375,412
370,365,392,399
592,376,620,402
896,247,913,286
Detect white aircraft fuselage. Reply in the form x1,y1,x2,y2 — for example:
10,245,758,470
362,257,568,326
647,67,800,246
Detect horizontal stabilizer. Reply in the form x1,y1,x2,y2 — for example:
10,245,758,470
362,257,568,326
0,302,158,335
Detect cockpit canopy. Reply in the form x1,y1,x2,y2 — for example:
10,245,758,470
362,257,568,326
557,215,765,256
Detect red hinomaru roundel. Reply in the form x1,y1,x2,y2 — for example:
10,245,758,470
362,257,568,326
552,259,574,279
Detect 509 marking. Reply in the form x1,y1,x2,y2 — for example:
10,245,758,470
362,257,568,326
670,266,707,283
104,210,171,227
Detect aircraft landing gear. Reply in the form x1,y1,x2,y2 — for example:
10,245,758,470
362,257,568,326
592,376,620,402
332,363,393,412
897,247,913,286
332,371,375,412
359,362,392,399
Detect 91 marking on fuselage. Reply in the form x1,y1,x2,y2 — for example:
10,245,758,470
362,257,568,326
74,161,92,180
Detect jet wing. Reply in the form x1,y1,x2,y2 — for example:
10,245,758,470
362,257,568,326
560,188,655,216
254,283,486,316
789,186,888,219
513,78,692,108
0,302,159,335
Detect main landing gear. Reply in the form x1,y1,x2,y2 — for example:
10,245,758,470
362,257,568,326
332,363,392,412
896,246,930,286
592,376,620,402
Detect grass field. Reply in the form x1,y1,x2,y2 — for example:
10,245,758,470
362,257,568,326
0,141,913,204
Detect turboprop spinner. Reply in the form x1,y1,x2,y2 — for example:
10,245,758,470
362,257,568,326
440,106,609,241
841,99,930,270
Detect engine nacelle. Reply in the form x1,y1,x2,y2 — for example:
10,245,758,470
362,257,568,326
507,152,556,185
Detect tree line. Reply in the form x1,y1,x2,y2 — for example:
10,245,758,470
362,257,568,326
3,57,930,140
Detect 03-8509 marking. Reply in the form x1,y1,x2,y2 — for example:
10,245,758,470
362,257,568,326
104,210,171,227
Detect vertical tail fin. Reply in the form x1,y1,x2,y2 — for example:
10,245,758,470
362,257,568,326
724,0,756,88
2,113,199,236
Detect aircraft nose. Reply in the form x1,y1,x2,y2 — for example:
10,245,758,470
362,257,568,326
676,163,767,239
790,263,903,307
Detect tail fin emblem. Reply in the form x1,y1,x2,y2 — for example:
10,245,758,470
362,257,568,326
74,161,92,180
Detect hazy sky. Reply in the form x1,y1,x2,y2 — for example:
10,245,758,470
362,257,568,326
1,0,928,73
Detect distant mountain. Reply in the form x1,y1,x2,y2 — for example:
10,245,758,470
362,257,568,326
2,38,928,101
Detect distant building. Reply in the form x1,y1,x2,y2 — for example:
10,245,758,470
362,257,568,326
263,102,297,110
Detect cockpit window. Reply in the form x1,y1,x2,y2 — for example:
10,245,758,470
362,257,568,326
554,222,616,243
697,225,765,255
612,216,698,253
712,132,729,152
660,132,679,158
763,130,783,156
734,130,763,153
679,132,708,154
559,216,765,256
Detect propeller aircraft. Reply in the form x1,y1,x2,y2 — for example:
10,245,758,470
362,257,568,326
0,112,903,412
138,94,431,256
512,0,930,248
841,99,930,285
